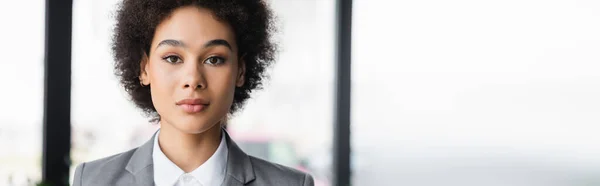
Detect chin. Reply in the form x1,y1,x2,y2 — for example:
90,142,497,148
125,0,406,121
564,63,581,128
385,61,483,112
171,115,221,134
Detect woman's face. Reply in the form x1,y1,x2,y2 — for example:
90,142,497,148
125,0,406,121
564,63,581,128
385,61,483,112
140,6,244,134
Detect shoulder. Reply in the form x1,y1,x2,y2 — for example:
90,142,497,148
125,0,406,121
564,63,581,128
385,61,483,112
73,148,138,185
79,147,137,174
248,155,314,186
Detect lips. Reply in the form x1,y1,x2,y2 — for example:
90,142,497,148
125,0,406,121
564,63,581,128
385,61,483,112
176,98,209,113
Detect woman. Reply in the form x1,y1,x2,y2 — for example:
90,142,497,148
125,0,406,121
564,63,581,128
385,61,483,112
72,0,314,185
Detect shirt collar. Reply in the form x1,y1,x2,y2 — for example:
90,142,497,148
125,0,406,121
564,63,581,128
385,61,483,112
152,129,228,186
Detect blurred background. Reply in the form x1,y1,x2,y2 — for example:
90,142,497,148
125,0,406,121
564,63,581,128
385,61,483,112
1,0,600,186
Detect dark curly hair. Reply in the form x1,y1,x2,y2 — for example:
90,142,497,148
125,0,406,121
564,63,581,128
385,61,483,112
112,0,276,120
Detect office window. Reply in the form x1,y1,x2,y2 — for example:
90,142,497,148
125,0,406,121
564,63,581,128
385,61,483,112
0,1,46,185
70,0,158,181
228,0,335,186
352,0,600,185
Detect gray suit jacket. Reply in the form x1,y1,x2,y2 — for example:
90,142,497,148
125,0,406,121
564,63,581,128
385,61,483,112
72,130,314,186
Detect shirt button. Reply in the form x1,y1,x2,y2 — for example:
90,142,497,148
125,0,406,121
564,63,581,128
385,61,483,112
183,175,192,182
181,174,202,186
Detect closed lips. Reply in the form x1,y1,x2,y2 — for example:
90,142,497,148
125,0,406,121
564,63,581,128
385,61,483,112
176,99,209,113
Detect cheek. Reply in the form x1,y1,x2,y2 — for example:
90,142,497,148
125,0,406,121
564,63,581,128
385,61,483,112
207,68,238,105
148,63,178,109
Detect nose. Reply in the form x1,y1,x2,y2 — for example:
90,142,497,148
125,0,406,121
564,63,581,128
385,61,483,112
182,61,207,90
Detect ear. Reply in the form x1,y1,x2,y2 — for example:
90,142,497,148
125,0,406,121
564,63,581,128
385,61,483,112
139,52,150,86
236,54,246,87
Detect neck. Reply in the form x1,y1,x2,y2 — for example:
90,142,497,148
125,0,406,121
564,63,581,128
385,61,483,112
157,121,223,173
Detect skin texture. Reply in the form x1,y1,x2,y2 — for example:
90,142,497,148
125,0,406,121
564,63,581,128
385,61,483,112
139,6,245,172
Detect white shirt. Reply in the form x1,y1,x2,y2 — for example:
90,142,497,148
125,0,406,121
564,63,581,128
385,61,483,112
152,130,228,186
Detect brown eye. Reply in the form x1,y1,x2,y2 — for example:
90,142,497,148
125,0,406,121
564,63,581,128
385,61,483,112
204,56,225,65
163,55,182,64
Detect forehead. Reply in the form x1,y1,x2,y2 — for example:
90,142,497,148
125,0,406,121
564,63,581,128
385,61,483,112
151,6,236,52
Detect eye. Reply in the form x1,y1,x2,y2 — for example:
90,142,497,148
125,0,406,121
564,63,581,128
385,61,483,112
162,55,182,64
204,56,225,65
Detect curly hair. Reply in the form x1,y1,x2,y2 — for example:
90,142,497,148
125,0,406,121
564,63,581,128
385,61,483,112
112,0,276,120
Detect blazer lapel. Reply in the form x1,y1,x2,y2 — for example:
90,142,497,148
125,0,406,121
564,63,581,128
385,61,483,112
125,130,157,186
222,129,256,186
221,176,245,186
132,165,155,186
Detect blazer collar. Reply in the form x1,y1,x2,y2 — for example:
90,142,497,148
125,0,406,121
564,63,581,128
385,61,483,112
124,130,156,185
124,128,256,185
223,129,256,185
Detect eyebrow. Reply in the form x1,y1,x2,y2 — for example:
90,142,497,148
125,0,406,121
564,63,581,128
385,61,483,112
204,39,232,50
156,39,232,51
156,39,186,49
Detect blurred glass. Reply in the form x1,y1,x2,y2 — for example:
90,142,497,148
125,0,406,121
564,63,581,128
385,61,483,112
70,0,334,186
0,1,45,185
352,0,600,186
70,0,158,183
228,0,335,186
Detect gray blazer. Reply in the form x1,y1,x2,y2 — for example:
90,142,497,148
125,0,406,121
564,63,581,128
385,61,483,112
72,130,314,186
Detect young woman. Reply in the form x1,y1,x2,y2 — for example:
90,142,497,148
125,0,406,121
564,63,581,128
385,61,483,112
72,0,314,185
